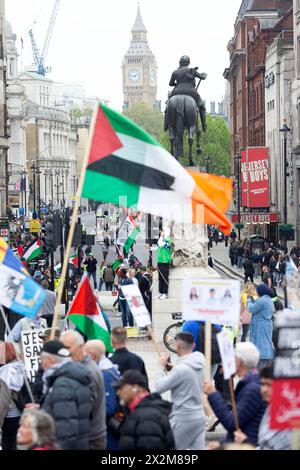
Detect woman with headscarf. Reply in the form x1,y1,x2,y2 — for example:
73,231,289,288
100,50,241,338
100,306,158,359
247,284,274,369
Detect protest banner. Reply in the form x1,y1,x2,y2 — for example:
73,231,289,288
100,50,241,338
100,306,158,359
217,329,239,430
29,219,41,234
286,261,300,311
182,279,240,327
271,309,300,448
270,379,300,430
21,329,45,382
217,329,237,380
121,284,151,328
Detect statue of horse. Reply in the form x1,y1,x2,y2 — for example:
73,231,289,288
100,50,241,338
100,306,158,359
165,95,201,166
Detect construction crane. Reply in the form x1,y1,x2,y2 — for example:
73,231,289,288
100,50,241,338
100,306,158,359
29,0,61,76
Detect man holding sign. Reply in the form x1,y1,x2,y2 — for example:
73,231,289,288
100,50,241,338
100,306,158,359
204,342,266,447
155,333,206,450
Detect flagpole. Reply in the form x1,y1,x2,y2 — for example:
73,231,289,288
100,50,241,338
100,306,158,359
0,306,35,404
50,106,99,340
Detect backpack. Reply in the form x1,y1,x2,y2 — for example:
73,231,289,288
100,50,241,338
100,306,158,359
102,368,121,418
11,382,32,411
196,323,222,364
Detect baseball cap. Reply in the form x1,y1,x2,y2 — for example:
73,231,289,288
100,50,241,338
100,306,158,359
112,370,149,390
40,328,61,340
40,340,70,358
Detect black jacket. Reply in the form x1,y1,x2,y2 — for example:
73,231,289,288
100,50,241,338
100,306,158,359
41,362,92,450
118,393,175,451
243,259,254,274
84,257,97,273
138,273,152,301
110,348,148,382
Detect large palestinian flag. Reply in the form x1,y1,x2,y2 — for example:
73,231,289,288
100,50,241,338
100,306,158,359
82,104,232,234
67,276,113,353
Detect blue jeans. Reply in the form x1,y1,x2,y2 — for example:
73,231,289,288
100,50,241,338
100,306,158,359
98,279,104,291
119,301,134,327
237,256,244,269
88,272,97,289
241,324,250,342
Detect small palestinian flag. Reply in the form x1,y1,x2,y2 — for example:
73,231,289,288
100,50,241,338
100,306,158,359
112,243,124,272
23,239,42,262
67,276,113,353
82,104,232,234
55,253,78,273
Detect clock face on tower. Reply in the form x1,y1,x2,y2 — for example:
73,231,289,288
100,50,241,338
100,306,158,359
150,69,156,83
128,69,141,83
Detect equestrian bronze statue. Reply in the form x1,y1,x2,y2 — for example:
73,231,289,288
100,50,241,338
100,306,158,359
165,55,207,166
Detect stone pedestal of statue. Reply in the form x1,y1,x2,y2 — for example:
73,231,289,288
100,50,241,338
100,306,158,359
151,223,220,345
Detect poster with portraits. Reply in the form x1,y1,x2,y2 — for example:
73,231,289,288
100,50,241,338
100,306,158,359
121,284,151,327
182,279,240,327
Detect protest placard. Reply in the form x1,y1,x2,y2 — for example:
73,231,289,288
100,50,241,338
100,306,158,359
286,262,300,311
121,284,151,327
182,279,240,327
217,329,237,380
270,310,300,436
21,329,45,382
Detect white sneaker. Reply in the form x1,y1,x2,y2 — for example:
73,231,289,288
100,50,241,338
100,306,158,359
154,294,163,299
206,415,220,432
160,294,168,300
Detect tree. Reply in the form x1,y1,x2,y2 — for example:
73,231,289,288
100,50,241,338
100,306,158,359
69,106,93,125
124,102,164,142
160,114,231,176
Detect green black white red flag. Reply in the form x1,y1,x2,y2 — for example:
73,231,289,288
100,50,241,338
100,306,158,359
67,276,113,353
81,103,232,234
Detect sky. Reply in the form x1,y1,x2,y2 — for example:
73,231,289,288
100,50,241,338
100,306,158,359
6,0,242,111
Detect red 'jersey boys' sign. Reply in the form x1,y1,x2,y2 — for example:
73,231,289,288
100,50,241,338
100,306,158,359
270,379,300,430
241,147,270,208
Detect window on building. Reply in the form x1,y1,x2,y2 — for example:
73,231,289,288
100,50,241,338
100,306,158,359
9,58,14,77
297,37,300,79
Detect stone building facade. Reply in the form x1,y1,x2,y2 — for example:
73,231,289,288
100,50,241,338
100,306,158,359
224,0,293,241
0,0,9,217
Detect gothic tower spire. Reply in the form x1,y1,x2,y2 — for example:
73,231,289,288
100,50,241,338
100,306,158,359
122,6,158,110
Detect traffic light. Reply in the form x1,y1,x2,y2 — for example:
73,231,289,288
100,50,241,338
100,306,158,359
81,224,87,245
45,214,62,251
73,223,83,247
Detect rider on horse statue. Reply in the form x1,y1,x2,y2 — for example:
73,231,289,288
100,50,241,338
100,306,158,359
165,55,207,132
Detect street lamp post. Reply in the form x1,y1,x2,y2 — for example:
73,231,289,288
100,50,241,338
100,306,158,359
234,153,242,241
48,169,54,211
73,175,77,196
22,170,28,217
6,162,12,213
31,164,41,219
37,167,42,219
55,170,60,206
279,121,291,225
31,164,37,217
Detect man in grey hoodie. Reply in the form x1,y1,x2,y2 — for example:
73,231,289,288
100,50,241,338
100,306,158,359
155,332,206,450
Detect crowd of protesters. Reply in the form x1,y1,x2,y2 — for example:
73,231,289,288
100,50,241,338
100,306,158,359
0,324,293,451
0,222,295,451
228,236,300,287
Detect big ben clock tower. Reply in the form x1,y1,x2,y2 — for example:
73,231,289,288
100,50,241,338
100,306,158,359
123,6,158,109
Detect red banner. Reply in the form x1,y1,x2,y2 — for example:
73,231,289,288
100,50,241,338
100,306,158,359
270,379,300,430
241,147,269,208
